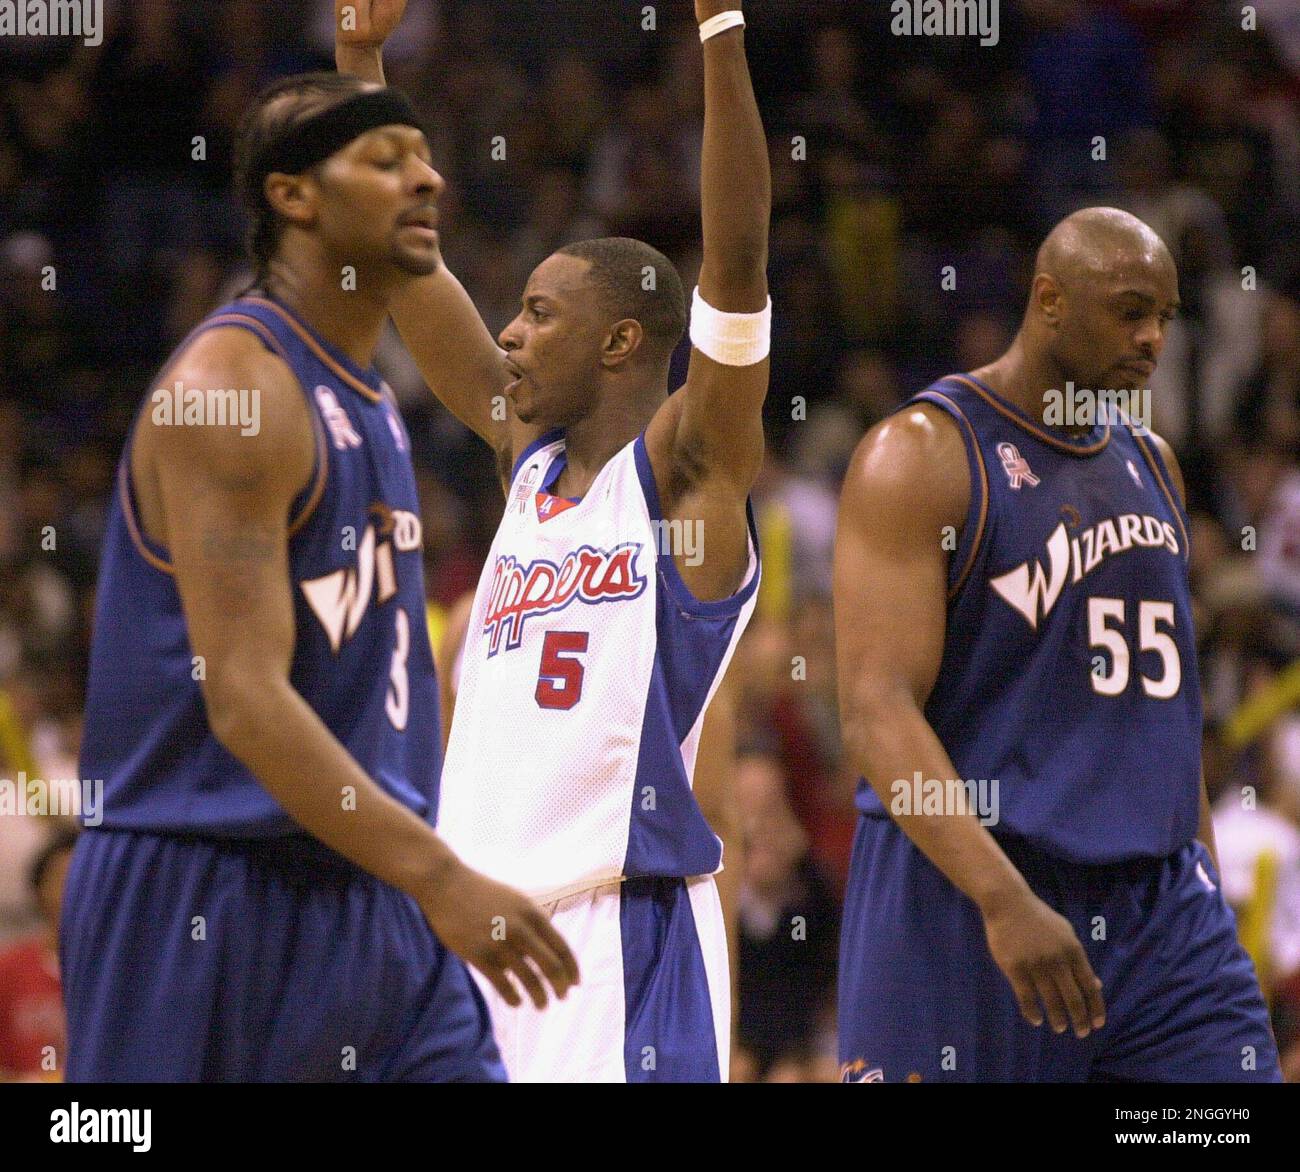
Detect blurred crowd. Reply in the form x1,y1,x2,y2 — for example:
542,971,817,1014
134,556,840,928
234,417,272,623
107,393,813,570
1,0,1298,1081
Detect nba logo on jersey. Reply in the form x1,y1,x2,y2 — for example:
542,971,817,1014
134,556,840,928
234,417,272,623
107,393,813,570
384,400,408,452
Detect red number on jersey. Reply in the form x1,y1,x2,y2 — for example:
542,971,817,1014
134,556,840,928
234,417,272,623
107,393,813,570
536,630,589,710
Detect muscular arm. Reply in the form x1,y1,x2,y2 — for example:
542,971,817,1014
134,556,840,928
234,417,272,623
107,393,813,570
664,0,771,487
641,0,771,600
151,331,462,892
1150,430,1220,873
834,405,1105,1036
834,407,1026,912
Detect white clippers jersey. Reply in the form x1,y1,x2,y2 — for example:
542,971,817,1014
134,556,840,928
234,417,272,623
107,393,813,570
437,429,761,902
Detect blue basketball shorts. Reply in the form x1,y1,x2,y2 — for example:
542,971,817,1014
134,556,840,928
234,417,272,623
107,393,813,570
61,827,505,1082
838,815,1281,1082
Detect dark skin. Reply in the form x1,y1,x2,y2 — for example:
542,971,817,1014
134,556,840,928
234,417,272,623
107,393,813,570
835,208,1214,1040
128,110,578,1011
337,0,770,603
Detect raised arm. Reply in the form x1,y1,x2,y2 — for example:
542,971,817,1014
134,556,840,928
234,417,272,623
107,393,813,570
147,328,577,1006
833,404,1105,1039
335,0,526,479
645,1,771,500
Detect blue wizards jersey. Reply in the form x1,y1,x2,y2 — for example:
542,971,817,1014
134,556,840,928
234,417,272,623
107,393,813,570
856,373,1202,863
79,295,443,836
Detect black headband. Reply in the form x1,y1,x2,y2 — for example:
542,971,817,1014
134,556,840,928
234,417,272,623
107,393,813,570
257,88,424,177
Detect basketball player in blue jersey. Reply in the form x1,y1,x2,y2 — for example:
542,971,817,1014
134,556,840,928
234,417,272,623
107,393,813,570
62,72,578,1082
337,0,768,1080
834,207,1281,1082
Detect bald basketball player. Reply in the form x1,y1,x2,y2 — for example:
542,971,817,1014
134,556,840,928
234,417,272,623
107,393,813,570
834,208,1281,1082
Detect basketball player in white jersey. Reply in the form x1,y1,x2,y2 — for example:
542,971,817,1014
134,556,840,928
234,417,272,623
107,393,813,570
337,0,769,1080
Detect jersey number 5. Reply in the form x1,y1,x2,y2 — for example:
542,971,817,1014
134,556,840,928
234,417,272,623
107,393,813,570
1087,597,1180,699
536,630,589,710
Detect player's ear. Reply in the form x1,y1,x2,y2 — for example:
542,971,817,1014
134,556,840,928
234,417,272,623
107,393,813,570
264,172,318,231
1033,273,1063,329
602,318,643,368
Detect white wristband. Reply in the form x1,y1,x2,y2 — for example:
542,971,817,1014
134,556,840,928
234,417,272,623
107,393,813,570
690,286,771,366
699,11,745,42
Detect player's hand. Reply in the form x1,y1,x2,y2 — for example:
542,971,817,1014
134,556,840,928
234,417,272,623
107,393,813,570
417,863,580,1009
335,0,407,50
981,887,1106,1038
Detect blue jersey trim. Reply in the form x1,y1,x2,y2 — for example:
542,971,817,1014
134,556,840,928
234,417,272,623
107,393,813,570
954,373,1111,456
240,296,386,402
510,428,565,482
911,387,989,601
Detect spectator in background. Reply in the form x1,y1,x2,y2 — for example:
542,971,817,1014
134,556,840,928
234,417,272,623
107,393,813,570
733,751,838,1083
0,827,75,1081
1212,729,1300,974
1238,290,1300,464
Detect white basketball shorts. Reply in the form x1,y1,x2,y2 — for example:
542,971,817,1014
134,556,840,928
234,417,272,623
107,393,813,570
474,874,729,1082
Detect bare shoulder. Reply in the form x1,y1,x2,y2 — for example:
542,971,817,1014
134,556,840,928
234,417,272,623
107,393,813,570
1146,429,1186,506
140,326,315,495
840,401,969,534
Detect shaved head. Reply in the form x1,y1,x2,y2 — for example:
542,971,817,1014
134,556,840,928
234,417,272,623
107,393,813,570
1035,207,1175,291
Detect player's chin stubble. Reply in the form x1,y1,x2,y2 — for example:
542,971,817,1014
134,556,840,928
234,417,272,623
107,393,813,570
392,244,441,277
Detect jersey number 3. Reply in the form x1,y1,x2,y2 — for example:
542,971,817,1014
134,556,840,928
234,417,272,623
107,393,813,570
536,630,589,710
1088,598,1180,699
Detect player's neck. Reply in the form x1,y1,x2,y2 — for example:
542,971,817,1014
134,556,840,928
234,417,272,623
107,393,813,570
557,387,660,497
260,261,390,371
972,340,1094,439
